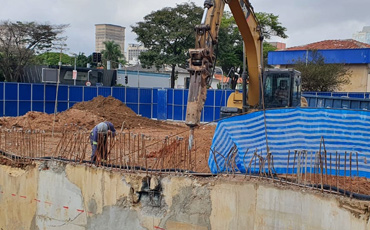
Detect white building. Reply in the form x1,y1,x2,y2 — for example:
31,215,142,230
127,43,147,65
352,26,370,44
117,69,170,88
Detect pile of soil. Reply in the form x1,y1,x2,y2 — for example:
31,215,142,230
71,96,177,130
0,109,102,132
0,96,179,132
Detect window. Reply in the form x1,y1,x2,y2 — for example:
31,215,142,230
64,71,88,81
264,72,291,108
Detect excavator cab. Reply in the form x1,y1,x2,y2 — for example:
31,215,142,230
262,69,302,108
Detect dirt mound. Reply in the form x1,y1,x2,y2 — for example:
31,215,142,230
0,96,178,131
0,109,103,132
71,96,176,130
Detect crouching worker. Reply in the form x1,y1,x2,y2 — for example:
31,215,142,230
90,121,116,163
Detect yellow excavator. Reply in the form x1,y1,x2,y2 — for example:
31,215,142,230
185,0,304,134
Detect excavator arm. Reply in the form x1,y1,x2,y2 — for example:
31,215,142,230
185,0,263,128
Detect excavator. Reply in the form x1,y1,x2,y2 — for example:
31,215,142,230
185,0,303,143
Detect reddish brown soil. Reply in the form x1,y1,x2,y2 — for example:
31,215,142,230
72,96,179,130
0,96,215,172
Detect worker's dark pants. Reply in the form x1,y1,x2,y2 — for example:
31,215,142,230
90,133,108,162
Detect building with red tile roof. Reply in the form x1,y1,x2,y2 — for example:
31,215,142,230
286,39,370,50
268,39,370,92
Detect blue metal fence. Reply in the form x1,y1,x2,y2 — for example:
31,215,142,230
1,82,369,121
0,82,235,122
304,91,370,99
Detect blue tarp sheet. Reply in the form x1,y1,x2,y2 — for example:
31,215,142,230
209,108,370,177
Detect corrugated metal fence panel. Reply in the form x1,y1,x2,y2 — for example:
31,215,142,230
183,90,188,120
139,88,152,118
19,84,31,116
173,89,183,121
152,88,158,119
112,87,125,103
57,85,68,112
5,83,18,116
157,89,167,120
209,108,370,176
45,84,56,114
84,87,97,101
69,86,83,102
32,84,44,112
98,87,112,97
69,86,83,107
126,88,138,113
167,89,173,120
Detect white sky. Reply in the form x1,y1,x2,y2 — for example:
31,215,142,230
1,0,368,55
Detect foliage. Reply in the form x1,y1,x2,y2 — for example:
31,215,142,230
132,2,203,88
75,53,89,68
35,52,72,66
293,51,351,92
255,12,288,39
101,41,125,69
217,11,287,76
217,12,243,76
0,21,68,82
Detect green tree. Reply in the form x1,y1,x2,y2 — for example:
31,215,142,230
101,41,125,69
293,51,351,92
255,12,288,39
75,52,89,68
35,52,72,66
0,21,68,82
132,2,203,88
217,12,287,75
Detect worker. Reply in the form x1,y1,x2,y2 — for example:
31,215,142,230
90,121,116,162
275,79,289,106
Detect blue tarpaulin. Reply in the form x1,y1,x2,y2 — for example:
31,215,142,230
209,108,370,177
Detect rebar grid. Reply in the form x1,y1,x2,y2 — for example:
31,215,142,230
0,129,368,197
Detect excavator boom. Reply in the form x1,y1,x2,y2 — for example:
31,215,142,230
185,0,262,127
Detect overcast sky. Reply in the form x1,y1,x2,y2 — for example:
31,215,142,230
1,0,369,55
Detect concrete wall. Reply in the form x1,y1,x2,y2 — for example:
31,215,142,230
341,65,369,92
1,162,369,230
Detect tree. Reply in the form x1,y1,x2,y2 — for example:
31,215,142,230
75,52,89,68
101,41,125,69
293,51,351,92
255,12,288,39
132,3,203,88
0,21,68,82
217,12,287,76
35,52,73,66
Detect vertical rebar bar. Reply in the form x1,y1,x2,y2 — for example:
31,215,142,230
286,150,290,183
349,152,352,198
337,153,340,193
329,152,332,193
344,152,347,188
356,152,359,194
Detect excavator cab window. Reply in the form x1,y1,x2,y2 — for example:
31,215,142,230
263,72,291,108
291,75,302,107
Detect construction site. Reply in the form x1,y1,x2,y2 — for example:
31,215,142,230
0,95,370,230
2,0,370,229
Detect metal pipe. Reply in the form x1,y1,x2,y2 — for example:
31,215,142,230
201,8,209,24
